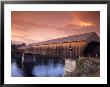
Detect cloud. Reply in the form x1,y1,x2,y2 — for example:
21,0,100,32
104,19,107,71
68,11,100,27
11,11,100,44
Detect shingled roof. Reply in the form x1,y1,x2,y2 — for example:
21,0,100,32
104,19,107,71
34,32,100,46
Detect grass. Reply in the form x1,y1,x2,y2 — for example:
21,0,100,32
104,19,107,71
76,57,100,77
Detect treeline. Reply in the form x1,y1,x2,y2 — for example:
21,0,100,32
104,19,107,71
11,43,26,58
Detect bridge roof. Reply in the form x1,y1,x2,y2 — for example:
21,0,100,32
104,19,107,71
34,32,100,46
18,32,100,50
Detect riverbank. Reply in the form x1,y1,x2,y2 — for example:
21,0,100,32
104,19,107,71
64,57,100,77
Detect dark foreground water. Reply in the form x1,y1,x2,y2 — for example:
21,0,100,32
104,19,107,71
11,58,64,77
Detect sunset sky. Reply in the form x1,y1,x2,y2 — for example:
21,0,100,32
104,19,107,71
11,11,100,44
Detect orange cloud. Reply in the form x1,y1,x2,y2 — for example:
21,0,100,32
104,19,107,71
80,21,93,27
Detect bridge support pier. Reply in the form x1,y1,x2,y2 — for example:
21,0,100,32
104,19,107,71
64,58,76,76
22,53,24,63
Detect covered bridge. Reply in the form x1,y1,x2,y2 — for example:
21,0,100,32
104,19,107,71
18,32,100,58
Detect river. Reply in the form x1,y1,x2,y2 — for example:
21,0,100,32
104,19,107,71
11,58,64,77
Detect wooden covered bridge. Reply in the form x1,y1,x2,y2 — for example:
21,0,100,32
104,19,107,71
18,32,100,59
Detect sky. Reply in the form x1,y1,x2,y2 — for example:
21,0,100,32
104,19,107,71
11,11,100,44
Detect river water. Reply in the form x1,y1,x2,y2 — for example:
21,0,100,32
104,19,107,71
11,58,64,77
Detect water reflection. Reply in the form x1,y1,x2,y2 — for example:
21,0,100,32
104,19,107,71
11,58,64,77
11,62,23,77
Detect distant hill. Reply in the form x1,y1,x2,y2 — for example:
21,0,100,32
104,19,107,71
11,40,23,45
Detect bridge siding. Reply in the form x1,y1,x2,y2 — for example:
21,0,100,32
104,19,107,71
23,40,87,58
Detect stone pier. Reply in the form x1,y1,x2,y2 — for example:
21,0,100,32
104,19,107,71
64,58,76,76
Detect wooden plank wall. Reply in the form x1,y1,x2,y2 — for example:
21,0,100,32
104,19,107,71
26,40,87,58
